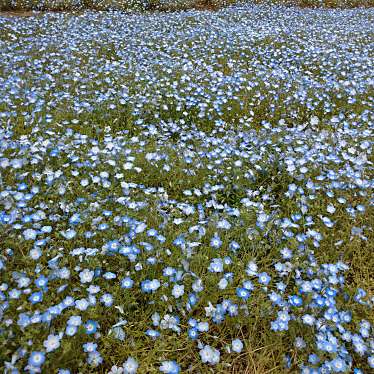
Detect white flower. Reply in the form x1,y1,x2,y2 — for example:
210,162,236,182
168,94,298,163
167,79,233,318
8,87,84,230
218,278,228,290
23,229,37,240
199,345,220,365
294,337,306,350
75,298,89,311
59,267,71,279
231,339,243,353
108,366,124,374
310,116,319,126
197,321,209,332
80,179,89,187
79,269,94,284
150,279,160,291
123,357,138,374
208,258,223,273
302,314,315,326
204,302,216,317
257,213,269,223
43,334,60,352
172,284,184,298
123,162,133,170
135,222,147,233
192,279,204,293
159,361,179,373
151,312,160,326
246,261,258,276
29,248,42,260
61,229,76,239
67,315,82,326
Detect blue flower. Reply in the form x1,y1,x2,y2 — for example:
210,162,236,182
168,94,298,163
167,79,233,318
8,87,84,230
210,233,222,249
187,293,198,307
330,357,347,372
283,354,291,369
28,351,45,367
227,303,238,317
100,293,113,307
69,213,81,225
208,258,223,273
173,235,185,247
229,241,240,251
188,328,199,340
258,272,271,285
83,342,97,353
120,277,134,289
368,356,374,369
141,280,153,293
35,275,48,289
107,240,120,253
28,291,43,304
289,295,303,307
236,287,250,300
308,354,320,365
146,329,160,339
66,325,78,336
242,280,254,291
85,320,98,335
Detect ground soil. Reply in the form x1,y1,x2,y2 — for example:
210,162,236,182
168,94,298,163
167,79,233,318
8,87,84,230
0,11,39,17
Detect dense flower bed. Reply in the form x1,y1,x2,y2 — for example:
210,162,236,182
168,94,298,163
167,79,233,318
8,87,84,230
0,4,373,373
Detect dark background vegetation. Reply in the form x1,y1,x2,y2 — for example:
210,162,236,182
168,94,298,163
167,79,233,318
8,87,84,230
0,0,373,12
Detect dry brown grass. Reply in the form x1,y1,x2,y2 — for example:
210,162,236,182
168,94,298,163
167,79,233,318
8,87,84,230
0,10,37,15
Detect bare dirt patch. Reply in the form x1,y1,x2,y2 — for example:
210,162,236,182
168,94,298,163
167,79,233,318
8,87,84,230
0,11,39,17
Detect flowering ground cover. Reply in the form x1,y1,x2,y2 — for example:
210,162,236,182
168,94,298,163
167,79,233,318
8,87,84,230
0,3,373,373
